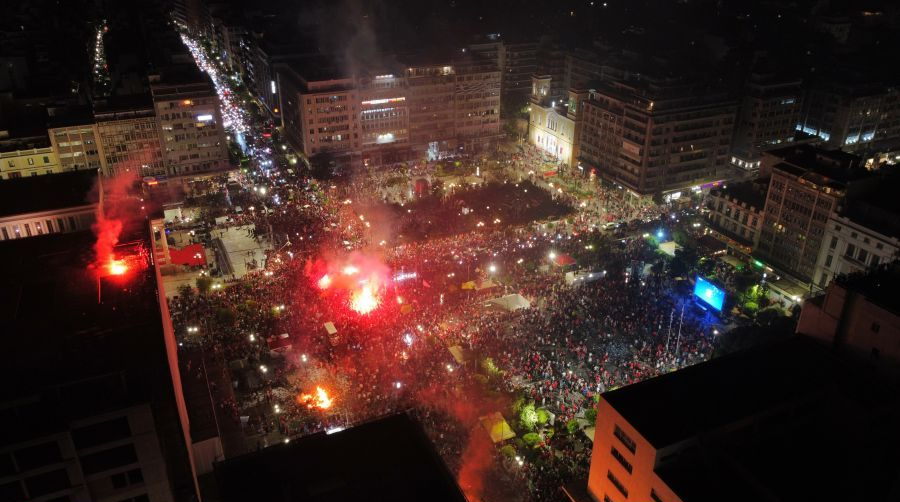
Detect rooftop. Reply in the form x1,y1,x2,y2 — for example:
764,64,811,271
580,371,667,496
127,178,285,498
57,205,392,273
602,337,846,448
841,174,900,240
214,413,466,502
93,93,156,118
605,337,900,502
0,170,97,218
713,179,767,210
835,262,900,315
0,230,172,444
767,144,869,185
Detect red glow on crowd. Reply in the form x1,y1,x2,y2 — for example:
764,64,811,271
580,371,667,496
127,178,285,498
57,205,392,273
305,252,391,315
350,285,379,314
298,386,334,410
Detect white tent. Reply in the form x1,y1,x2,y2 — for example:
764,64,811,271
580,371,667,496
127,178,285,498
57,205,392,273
484,294,531,312
659,241,682,257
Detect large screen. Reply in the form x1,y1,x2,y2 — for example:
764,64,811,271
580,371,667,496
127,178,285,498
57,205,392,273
693,276,725,311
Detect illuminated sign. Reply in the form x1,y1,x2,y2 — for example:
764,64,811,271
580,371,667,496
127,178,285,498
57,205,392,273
693,276,725,311
271,80,277,94
197,114,213,121
361,97,405,106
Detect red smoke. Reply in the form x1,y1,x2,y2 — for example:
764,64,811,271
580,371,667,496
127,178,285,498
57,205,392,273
458,431,494,502
91,175,141,277
413,384,508,501
94,214,123,275
305,252,391,315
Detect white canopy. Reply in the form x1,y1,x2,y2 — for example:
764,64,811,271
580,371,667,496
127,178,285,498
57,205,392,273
484,294,531,312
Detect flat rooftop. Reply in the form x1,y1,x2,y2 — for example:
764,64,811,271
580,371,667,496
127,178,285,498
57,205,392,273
0,169,97,218
835,262,900,315
602,337,846,449
842,174,900,240
0,231,174,444
767,144,869,185
649,338,900,502
214,413,466,502
713,179,767,209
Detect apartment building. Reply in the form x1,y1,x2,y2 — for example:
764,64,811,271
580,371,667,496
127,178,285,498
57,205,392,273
48,111,104,173
755,145,874,285
0,170,97,241
730,73,802,173
357,72,410,165
405,63,457,159
798,78,900,156
278,59,359,159
150,67,231,176
578,76,737,198
0,136,60,179
93,97,166,178
278,53,501,167
453,55,502,152
468,37,538,105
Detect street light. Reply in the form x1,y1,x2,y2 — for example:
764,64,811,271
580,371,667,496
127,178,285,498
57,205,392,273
488,264,497,273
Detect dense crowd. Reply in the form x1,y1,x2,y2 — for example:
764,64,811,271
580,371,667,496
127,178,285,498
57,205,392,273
166,157,719,501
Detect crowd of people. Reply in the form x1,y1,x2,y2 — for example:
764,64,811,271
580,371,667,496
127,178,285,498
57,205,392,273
165,144,720,501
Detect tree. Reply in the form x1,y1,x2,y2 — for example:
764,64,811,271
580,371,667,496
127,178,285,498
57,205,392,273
522,432,541,448
177,284,194,298
511,395,526,416
196,276,212,295
520,403,539,431
585,407,597,427
500,445,516,458
566,419,579,434
536,408,550,426
734,269,759,294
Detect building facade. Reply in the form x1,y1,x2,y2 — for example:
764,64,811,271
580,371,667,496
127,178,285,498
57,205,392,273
453,56,502,152
578,77,737,197
48,122,104,173
798,266,900,366
0,170,98,241
150,75,230,176
798,80,900,156
94,101,166,178
730,74,802,173
705,180,767,255
0,402,177,502
405,64,457,159
755,146,873,286
278,54,501,167
812,212,899,289
0,142,60,179
527,76,589,168
569,338,900,502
